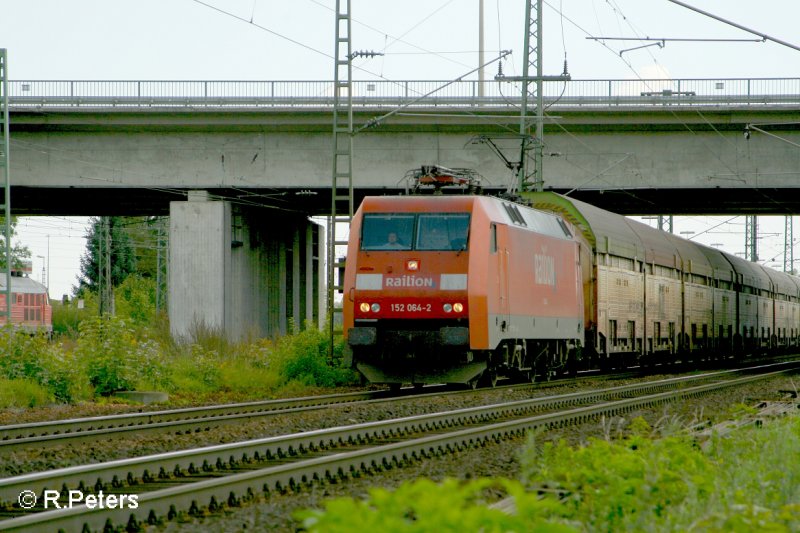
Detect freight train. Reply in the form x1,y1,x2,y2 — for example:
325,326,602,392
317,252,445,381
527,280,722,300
342,173,800,387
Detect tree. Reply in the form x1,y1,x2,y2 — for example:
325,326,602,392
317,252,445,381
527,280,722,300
75,217,137,296
0,216,32,270
119,216,168,280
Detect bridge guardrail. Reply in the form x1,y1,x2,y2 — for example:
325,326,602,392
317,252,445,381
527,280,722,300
7,78,800,109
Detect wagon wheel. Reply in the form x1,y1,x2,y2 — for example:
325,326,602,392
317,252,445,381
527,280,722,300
479,370,498,388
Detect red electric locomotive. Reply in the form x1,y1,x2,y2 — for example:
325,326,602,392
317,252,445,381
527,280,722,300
344,167,800,388
343,193,584,387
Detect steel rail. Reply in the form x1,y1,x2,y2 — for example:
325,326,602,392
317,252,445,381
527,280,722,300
0,369,698,503
0,390,384,447
0,360,787,452
0,373,623,451
1,364,794,532
0,362,795,523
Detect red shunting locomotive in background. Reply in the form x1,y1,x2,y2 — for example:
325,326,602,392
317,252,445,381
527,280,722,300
0,263,53,334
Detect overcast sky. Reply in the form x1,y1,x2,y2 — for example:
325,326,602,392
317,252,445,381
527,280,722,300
3,0,799,80
3,0,800,297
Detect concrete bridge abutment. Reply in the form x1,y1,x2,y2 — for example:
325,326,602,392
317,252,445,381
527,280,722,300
168,191,323,342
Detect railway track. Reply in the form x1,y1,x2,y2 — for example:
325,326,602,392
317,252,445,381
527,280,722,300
2,354,789,453
0,387,425,453
1,360,796,532
0,371,634,453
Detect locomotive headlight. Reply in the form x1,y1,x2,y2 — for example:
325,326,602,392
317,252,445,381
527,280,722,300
453,302,464,313
359,303,370,313
443,303,453,313
371,303,381,313
406,259,420,271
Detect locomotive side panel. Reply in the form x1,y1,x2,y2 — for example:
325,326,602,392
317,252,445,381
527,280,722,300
475,198,583,351
485,224,583,350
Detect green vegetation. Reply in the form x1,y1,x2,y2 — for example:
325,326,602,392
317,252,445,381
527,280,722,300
0,216,32,270
299,478,571,533
298,416,800,532
0,215,358,409
75,216,138,295
0,281,356,408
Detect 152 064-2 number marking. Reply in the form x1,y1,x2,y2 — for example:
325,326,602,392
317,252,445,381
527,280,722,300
390,303,432,312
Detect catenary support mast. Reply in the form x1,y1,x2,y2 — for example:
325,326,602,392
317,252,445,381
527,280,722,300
0,49,11,321
328,0,354,355
497,0,569,193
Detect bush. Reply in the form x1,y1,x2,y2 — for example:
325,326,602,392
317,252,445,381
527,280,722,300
267,326,358,388
75,315,167,396
0,378,52,408
218,359,281,395
115,275,157,326
299,417,800,532
0,315,356,405
518,416,800,531
297,478,572,532
0,327,89,403
519,419,715,530
51,300,84,337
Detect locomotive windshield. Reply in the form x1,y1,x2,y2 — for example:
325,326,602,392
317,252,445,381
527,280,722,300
360,213,470,251
416,214,470,251
361,214,415,250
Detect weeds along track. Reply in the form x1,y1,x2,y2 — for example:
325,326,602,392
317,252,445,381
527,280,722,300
2,354,791,452
0,372,636,453
1,361,797,532
0,388,415,452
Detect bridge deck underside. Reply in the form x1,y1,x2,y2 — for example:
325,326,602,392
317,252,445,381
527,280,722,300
9,105,800,217
12,186,800,217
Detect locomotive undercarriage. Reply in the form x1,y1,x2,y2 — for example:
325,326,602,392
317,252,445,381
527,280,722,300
499,338,582,383
349,320,583,387
350,319,486,386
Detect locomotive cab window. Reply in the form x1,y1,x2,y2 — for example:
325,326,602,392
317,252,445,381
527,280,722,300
416,214,470,251
361,212,470,252
361,214,415,251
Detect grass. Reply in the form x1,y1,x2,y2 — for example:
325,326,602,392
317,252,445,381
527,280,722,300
0,378,53,408
298,416,800,532
0,314,358,409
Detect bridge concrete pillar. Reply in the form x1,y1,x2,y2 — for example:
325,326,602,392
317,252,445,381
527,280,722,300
168,192,322,341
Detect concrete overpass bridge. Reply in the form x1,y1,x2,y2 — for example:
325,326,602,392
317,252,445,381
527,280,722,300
8,77,800,216
5,77,800,339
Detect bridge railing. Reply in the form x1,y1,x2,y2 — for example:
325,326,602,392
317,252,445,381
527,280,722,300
7,78,800,109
